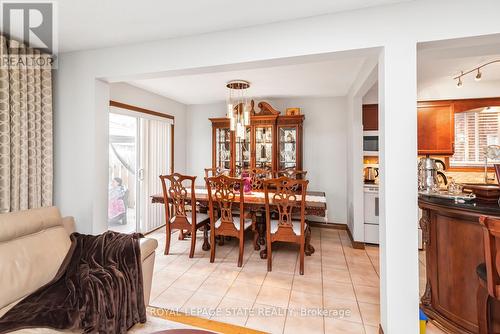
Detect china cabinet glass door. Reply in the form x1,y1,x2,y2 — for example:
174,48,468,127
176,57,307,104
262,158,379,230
216,127,231,170
235,127,251,176
254,126,273,170
279,126,297,170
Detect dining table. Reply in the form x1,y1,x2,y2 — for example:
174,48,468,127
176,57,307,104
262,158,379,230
151,186,327,259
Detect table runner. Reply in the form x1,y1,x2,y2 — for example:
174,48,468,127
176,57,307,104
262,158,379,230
186,188,327,203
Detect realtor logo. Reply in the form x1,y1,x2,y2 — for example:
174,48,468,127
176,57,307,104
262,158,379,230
1,1,57,55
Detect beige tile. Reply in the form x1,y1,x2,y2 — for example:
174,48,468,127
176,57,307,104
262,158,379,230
359,302,380,326
150,287,193,311
283,314,324,334
324,318,365,334
354,285,380,304
295,262,322,278
149,271,181,301
256,285,291,308
234,270,267,285
225,281,261,302
271,259,297,274
289,289,322,309
323,266,351,284
198,277,234,297
210,296,253,326
245,303,287,334
181,291,223,318
208,265,241,281
323,281,356,301
323,295,362,324
292,275,323,295
262,271,294,290
169,272,207,291
365,325,380,334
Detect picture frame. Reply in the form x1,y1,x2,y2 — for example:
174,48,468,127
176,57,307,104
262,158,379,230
286,108,301,116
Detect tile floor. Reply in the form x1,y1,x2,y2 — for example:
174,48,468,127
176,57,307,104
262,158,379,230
147,227,444,334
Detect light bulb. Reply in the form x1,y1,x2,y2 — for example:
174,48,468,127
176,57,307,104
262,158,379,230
227,103,234,119
475,69,482,81
230,116,236,131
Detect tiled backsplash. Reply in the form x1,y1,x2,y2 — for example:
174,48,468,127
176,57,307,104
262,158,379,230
444,171,493,184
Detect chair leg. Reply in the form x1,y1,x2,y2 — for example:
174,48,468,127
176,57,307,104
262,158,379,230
299,238,305,275
179,229,184,240
164,223,171,255
238,233,244,267
253,221,260,251
210,230,216,263
189,227,196,258
477,284,490,334
267,234,272,272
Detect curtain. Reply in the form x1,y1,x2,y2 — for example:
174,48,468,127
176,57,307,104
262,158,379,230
0,35,53,213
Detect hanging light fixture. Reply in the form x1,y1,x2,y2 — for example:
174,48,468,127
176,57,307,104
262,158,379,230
226,80,251,138
475,69,482,81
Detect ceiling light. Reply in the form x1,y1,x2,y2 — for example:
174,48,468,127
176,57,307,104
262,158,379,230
475,69,482,81
457,77,463,88
226,80,251,138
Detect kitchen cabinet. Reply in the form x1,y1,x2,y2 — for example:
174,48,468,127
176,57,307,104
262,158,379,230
362,104,378,131
417,101,454,155
211,100,304,176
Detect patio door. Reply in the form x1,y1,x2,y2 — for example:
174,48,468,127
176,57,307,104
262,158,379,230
108,106,172,234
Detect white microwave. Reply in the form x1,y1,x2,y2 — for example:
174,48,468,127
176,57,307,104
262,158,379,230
363,131,379,156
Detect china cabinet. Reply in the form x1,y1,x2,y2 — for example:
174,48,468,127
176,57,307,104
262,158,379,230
210,101,304,176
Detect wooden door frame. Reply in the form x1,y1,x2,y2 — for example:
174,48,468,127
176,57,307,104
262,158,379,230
109,100,175,173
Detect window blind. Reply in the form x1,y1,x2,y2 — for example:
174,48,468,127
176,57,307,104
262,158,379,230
451,109,500,166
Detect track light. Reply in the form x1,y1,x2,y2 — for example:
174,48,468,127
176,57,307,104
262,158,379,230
475,69,482,81
453,59,499,87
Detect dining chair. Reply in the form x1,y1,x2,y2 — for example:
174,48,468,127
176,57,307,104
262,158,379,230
274,169,308,191
205,174,257,267
159,173,210,258
243,168,272,191
204,167,229,178
477,216,500,334
263,176,309,275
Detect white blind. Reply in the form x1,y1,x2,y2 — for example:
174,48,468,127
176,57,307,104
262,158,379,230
451,109,500,166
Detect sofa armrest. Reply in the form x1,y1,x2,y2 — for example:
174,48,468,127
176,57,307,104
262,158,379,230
139,238,158,306
61,216,76,235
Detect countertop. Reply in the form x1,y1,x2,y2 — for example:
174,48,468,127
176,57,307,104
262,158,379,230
419,194,500,216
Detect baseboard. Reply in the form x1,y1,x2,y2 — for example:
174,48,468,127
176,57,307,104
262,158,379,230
346,226,365,249
308,221,347,230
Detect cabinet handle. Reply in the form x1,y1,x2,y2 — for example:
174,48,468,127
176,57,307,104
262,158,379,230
375,197,379,217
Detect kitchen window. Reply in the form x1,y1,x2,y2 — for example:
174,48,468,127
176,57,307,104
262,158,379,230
451,107,500,166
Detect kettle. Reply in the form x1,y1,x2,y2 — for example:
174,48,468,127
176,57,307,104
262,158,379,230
364,167,379,183
418,156,448,192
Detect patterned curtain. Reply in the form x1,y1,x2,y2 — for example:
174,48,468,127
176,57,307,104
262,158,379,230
0,35,53,213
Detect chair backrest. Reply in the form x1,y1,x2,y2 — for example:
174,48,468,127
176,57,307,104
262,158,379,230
204,167,229,178
479,216,500,298
243,168,272,191
159,173,196,225
263,177,309,237
205,175,245,231
274,169,307,180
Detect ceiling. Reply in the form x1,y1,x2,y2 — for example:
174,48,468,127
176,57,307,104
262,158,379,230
57,0,411,52
418,34,500,84
129,55,370,104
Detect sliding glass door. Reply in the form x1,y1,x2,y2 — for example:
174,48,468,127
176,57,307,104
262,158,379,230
108,107,172,234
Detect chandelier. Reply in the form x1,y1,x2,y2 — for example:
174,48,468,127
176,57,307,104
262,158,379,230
226,80,251,138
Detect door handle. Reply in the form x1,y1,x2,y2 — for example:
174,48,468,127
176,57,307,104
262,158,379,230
138,168,144,181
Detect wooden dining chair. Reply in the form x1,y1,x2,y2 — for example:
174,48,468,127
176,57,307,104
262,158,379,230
477,216,500,334
274,169,308,191
204,167,229,178
159,173,210,258
263,177,309,275
243,168,272,191
205,174,257,267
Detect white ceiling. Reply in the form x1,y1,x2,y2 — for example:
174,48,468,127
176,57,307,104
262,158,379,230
129,55,369,104
57,0,411,52
418,34,500,83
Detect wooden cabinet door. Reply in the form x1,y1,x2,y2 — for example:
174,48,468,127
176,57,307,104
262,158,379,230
417,102,454,155
362,104,378,131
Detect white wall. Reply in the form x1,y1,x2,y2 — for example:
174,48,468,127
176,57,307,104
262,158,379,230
185,102,225,182
53,1,500,332
110,83,188,174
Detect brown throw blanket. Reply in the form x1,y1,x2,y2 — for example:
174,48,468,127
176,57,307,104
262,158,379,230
0,231,146,334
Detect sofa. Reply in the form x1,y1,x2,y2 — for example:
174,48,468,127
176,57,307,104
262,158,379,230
0,206,158,332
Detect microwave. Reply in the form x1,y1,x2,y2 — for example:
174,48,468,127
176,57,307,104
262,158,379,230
363,131,379,156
